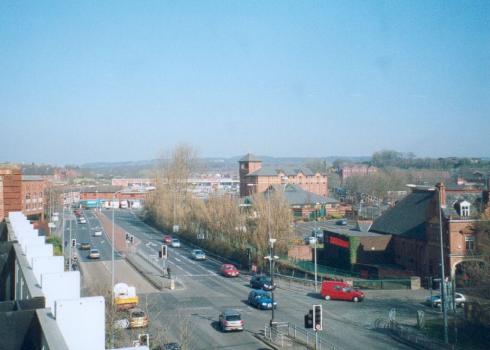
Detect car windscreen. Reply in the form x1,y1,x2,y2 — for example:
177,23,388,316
256,293,270,300
225,314,241,321
131,311,145,318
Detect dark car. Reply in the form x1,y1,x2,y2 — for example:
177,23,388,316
336,219,347,226
248,290,277,310
250,275,275,291
80,242,91,250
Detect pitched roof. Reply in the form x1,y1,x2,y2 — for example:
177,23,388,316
267,184,338,206
239,153,262,162
369,190,434,240
246,165,315,177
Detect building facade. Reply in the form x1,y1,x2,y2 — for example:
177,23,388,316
239,154,328,197
0,165,22,221
21,175,48,220
339,164,377,184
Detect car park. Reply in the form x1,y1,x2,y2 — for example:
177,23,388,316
163,235,172,244
220,264,240,277
80,242,91,250
320,280,364,302
250,275,275,291
88,249,101,259
171,238,181,248
248,290,277,310
218,309,244,332
94,231,103,237
426,293,466,308
190,249,206,260
128,308,149,328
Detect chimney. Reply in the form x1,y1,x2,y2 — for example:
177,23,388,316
436,182,446,208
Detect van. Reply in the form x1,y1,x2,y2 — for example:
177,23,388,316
320,281,364,302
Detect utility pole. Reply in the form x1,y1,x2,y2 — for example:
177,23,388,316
437,184,449,344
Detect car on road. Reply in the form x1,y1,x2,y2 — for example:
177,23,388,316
158,343,181,350
219,309,244,332
248,290,277,310
94,231,103,237
171,238,181,248
163,235,172,244
320,281,364,302
190,249,206,260
426,293,466,308
250,275,275,291
220,264,240,277
336,219,347,226
304,236,317,245
128,308,149,328
88,249,101,259
80,242,91,250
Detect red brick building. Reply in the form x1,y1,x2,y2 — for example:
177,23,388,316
239,154,328,198
370,182,490,285
339,164,377,184
21,175,48,220
0,165,22,221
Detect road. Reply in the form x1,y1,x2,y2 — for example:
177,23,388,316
104,209,415,350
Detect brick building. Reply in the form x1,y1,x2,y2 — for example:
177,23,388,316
21,175,48,220
239,154,328,198
339,164,377,184
370,182,490,285
0,165,22,221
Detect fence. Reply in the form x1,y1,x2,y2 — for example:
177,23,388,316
264,322,342,350
294,260,360,278
353,278,411,290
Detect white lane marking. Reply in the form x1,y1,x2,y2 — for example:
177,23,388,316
184,273,218,277
174,257,181,262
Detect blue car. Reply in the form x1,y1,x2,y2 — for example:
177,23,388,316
248,290,277,310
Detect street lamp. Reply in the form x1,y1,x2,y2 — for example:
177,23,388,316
436,184,449,344
264,238,278,326
313,227,320,292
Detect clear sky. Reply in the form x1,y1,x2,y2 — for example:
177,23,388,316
1,1,489,165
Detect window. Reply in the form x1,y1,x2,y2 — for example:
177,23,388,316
465,236,475,251
461,204,470,216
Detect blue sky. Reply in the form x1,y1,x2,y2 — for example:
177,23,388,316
1,1,489,165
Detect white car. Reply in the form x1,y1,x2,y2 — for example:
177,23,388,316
426,292,466,307
171,238,181,248
94,231,103,237
304,236,317,245
191,249,206,260
88,249,101,259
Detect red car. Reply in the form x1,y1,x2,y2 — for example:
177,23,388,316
220,264,240,277
163,235,172,244
320,281,364,302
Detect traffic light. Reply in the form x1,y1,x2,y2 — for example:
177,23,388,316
159,245,168,259
125,232,129,241
304,309,313,329
138,333,149,346
71,239,76,247
313,304,322,331
129,235,134,244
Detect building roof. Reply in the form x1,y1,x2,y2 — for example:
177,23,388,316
266,184,338,206
443,191,484,219
239,153,262,162
21,175,45,181
369,189,434,240
80,185,123,193
246,165,316,177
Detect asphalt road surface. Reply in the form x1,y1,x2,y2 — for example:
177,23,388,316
101,209,414,350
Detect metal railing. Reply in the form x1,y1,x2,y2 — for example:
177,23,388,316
264,322,342,350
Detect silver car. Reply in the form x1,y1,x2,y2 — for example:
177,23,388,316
191,249,206,260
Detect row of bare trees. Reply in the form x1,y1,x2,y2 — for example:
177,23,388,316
145,145,294,268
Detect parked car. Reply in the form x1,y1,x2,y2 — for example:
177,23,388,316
320,281,364,302
219,309,244,332
304,236,317,245
159,343,181,350
88,249,101,259
171,238,181,248
80,242,91,250
426,293,466,308
220,264,240,277
250,275,275,291
248,290,277,310
94,231,103,237
191,249,206,260
128,308,149,328
163,235,173,244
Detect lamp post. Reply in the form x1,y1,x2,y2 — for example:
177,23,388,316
437,185,449,344
313,228,319,292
